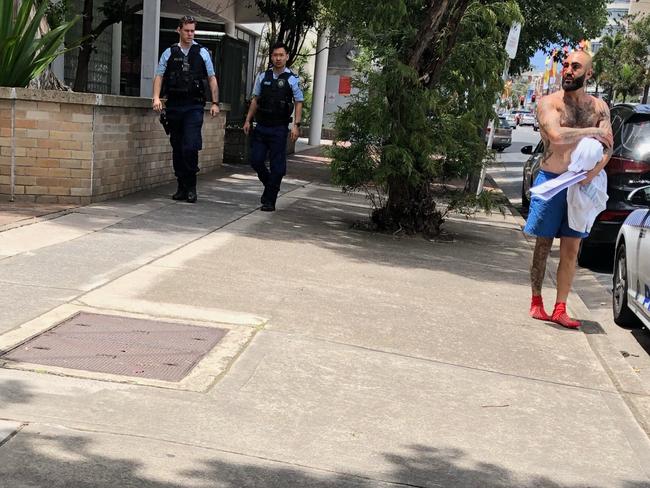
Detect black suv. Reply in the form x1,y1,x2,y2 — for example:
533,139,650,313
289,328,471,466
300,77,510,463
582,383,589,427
521,104,650,266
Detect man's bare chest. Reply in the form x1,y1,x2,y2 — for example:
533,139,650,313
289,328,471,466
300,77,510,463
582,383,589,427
559,102,599,128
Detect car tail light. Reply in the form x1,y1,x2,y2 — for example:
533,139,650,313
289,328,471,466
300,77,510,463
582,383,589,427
606,156,648,175
596,210,631,222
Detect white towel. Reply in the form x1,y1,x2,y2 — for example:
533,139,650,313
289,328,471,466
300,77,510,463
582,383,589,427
567,138,608,233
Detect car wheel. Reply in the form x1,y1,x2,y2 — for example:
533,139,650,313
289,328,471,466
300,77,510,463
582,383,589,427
612,242,641,327
521,183,530,209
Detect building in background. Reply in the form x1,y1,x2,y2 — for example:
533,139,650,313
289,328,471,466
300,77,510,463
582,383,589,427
629,0,650,16
52,0,266,125
592,1,631,53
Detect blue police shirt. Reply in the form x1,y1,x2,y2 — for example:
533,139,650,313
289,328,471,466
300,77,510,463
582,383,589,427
156,41,215,77
252,68,304,102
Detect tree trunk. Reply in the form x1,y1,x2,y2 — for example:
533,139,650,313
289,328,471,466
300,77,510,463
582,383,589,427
642,84,649,104
73,0,94,92
73,42,93,92
29,67,70,90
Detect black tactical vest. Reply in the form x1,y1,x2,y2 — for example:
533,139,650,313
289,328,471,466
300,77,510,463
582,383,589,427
255,70,296,126
162,44,209,106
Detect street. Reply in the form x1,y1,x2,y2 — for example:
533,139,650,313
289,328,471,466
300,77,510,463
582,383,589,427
488,124,650,387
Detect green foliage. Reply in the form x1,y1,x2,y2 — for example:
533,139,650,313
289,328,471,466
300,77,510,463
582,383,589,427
327,0,520,232
511,0,608,73
0,0,79,87
593,16,650,103
254,0,319,66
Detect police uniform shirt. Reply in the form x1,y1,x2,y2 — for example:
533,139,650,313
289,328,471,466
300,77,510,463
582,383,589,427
156,41,215,77
252,68,304,102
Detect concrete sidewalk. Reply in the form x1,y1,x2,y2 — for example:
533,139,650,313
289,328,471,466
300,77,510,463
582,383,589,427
0,147,649,487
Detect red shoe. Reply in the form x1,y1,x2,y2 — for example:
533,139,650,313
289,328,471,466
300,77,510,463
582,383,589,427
551,302,580,329
530,295,550,321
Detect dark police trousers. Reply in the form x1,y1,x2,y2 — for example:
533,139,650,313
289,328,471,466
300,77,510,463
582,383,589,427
166,104,204,188
250,124,290,205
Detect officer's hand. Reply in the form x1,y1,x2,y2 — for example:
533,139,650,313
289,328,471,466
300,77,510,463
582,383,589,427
243,121,251,135
290,125,299,142
210,103,220,117
152,98,163,113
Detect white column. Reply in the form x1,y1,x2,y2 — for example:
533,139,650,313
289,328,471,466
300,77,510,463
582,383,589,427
139,0,161,98
308,28,330,146
225,21,236,37
111,22,122,95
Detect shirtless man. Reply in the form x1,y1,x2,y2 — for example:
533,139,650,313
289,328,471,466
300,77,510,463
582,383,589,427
525,50,613,328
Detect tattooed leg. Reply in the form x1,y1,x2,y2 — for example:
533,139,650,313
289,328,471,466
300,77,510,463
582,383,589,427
531,237,553,296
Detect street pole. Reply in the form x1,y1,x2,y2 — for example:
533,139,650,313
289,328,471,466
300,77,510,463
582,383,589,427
476,22,520,197
476,59,510,197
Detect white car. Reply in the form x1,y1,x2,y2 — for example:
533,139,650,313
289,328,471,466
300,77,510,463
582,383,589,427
613,185,650,327
520,112,536,126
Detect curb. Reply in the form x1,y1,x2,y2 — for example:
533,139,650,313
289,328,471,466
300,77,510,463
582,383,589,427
491,172,650,440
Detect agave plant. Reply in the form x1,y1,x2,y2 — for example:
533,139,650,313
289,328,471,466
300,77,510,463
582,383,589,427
0,0,79,87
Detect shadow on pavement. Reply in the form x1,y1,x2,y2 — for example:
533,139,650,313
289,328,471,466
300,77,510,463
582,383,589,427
0,431,646,488
0,379,35,409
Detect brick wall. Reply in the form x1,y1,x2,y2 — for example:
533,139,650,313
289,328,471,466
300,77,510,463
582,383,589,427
0,88,227,204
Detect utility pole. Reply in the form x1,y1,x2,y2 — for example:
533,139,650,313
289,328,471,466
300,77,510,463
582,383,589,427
477,23,520,196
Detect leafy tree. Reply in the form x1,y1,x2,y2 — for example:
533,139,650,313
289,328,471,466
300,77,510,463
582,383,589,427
325,0,521,236
628,14,650,103
0,0,79,87
72,0,143,92
593,23,648,104
593,32,625,103
511,0,608,73
253,0,319,67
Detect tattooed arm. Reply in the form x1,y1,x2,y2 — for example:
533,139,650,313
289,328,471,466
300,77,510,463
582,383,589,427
580,101,614,185
536,97,613,149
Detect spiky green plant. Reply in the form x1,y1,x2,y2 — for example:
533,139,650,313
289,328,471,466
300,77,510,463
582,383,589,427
0,0,79,87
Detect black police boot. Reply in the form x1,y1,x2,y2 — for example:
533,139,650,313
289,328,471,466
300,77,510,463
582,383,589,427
172,180,187,200
186,187,197,203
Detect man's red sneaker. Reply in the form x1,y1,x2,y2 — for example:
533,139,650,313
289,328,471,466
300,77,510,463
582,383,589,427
551,302,580,329
530,295,550,321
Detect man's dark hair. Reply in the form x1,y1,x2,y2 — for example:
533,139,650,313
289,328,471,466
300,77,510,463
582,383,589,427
270,42,289,55
178,15,197,28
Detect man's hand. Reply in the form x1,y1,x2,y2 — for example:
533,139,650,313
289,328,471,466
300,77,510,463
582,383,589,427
290,125,299,142
210,103,220,117
152,98,163,113
579,167,600,186
595,126,613,150
243,120,251,135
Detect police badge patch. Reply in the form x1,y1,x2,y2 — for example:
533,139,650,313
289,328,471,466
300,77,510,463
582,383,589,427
277,79,286,88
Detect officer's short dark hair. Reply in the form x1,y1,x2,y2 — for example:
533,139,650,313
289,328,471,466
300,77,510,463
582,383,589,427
270,42,289,55
178,15,197,28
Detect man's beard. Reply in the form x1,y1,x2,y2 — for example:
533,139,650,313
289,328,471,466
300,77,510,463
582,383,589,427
562,73,586,92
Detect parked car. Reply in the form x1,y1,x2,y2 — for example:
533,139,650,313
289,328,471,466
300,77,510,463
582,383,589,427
505,112,518,129
485,116,512,152
520,140,544,208
521,103,650,267
520,112,536,126
613,185,650,327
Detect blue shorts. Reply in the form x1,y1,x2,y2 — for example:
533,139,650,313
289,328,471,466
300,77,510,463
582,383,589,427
524,170,589,239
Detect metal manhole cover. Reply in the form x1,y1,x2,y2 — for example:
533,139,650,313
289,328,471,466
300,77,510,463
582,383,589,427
1,313,228,382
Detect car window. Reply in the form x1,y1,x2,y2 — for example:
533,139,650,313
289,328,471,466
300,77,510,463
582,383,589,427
615,115,650,162
497,117,510,128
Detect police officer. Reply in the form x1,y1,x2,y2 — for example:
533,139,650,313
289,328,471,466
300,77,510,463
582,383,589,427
152,16,219,203
243,42,303,211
